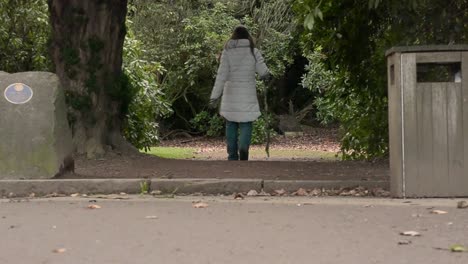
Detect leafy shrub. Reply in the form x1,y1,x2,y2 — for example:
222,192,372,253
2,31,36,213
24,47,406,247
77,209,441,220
190,111,224,137
301,48,388,160
0,0,51,72
122,19,172,151
251,114,276,145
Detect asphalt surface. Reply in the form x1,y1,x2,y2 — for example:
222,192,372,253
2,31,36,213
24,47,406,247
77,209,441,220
1,196,468,264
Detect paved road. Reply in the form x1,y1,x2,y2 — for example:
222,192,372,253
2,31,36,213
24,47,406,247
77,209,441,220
1,196,467,264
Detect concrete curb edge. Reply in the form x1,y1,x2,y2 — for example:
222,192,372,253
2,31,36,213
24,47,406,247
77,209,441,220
0,178,389,197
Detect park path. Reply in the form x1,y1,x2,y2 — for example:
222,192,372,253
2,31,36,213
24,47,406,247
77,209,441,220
64,153,389,181
1,196,467,264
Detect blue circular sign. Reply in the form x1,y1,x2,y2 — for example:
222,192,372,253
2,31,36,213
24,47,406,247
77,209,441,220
3,83,33,104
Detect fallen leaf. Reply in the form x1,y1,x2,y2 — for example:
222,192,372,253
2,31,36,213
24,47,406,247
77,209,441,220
192,202,208,208
400,231,421,237
430,210,448,215
247,190,258,196
310,188,321,196
274,189,286,196
398,240,412,245
293,188,308,196
450,244,467,252
457,201,468,209
70,193,79,197
87,204,101,209
233,193,244,200
145,215,158,219
89,194,130,200
151,190,162,195
52,248,66,253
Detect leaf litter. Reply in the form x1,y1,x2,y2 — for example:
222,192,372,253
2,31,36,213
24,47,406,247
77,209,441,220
52,248,66,253
429,210,448,215
192,202,209,208
400,231,421,237
87,204,101,209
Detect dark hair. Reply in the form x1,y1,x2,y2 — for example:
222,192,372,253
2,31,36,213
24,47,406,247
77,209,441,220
225,25,256,61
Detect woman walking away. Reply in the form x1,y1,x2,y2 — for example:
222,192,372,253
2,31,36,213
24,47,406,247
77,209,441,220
209,25,270,161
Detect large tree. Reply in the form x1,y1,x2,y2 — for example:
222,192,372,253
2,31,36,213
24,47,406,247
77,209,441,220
48,0,134,158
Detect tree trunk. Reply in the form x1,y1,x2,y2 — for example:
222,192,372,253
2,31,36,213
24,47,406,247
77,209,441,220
48,0,135,158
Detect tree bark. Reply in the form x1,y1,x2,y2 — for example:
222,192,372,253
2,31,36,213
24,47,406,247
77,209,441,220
48,0,135,158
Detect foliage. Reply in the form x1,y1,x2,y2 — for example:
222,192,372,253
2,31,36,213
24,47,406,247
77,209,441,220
130,0,297,130
295,0,468,159
140,180,150,194
300,49,337,124
122,19,172,151
0,0,51,72
239,0,296,77
190,111,224,137
294,1,391,159
129,1,239,128
251,114,276,145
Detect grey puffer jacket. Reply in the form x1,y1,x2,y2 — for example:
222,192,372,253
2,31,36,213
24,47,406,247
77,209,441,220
210,39,269,122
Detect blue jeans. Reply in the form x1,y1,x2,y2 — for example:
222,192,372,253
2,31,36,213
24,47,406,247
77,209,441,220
226,121,253,161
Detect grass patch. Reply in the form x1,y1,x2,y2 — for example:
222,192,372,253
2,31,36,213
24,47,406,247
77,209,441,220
143,147,340,160
143,147,196,159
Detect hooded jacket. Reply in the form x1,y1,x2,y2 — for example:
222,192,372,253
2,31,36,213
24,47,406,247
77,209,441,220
210,39,269,122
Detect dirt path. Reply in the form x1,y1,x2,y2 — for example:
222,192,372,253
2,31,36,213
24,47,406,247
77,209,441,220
60,127,389,181
60,153,388,181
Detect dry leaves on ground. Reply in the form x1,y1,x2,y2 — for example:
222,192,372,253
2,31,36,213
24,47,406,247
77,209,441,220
247,190,258,196
293,188,308,196
400,231,421,237
52,248,66,253
233,193,244,200
457,201,468,209
151,190,163,195
88,194,130,200
274,189,287,196
450,244,467,252
430,210,448,215
160,127,340,153
192,202,209,208
398,240,412,245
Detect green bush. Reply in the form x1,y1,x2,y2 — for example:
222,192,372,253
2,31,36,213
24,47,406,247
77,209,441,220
301,48,388,160
122,19,172,151
0,0,51,72
190,111,224,137
251,114,276,145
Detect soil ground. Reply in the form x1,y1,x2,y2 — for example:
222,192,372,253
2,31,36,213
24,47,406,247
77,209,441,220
61,127,389,181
